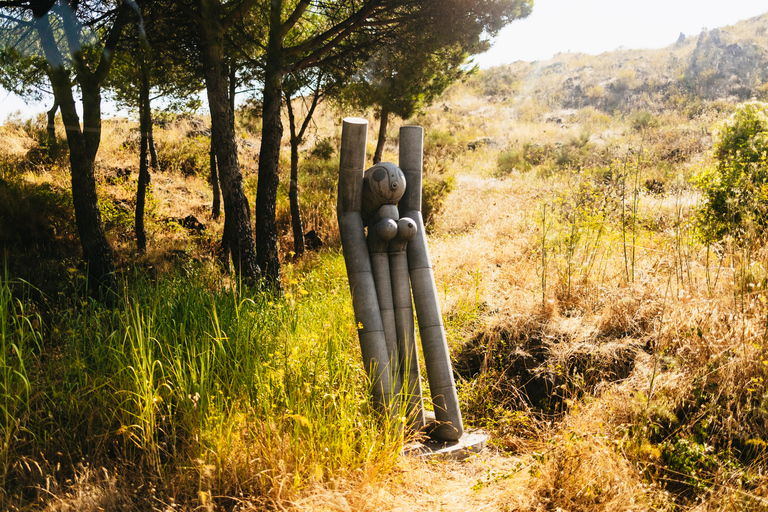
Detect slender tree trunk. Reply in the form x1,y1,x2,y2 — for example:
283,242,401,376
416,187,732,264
46,100,58,146
373,105,389,165
136,59,151,253
209,121,230,272
210,122,221,219
148,115,158,169
229,63,236,119
255,0,284,290
284,92,304,256
36,14,117,296
199,4,260,283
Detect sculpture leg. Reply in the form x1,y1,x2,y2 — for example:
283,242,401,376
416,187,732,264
367,206,401,395
337,118,395,411
399,125,464,442
389,218,426,431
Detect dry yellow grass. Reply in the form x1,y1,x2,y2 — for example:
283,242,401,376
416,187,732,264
416,90,768,507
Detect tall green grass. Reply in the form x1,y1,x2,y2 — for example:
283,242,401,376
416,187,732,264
0,274,41,489
2,253,401,507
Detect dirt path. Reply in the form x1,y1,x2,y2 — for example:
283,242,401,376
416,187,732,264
294,452,533,512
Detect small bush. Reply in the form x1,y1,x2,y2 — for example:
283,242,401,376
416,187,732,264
309,136,335,160
497,148,531,174
585,84,604,100
422,174,455,230
553,131,592,170
659,438,740,498
157,136,209,177
694,101,768,241
630,110,659,132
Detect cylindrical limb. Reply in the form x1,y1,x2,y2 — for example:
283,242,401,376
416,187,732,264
399,125,464,442
389,218,426,431
367,205,400,392
337,118,394,410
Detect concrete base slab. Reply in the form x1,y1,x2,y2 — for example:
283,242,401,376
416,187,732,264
402,431,488,461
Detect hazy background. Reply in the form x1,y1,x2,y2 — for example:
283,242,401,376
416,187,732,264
2,0,767,120
475,0,768,66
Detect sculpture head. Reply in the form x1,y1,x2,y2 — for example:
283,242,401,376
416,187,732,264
361,162,406,224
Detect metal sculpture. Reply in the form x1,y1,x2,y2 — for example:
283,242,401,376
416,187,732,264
337,117,463,442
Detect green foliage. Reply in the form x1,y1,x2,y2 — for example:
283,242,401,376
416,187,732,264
423,128,457,157
343,42,470,121
0,47,49,102
497,147,528,174
341,0,532,122
554,131,592,169
630,110,659,132
0,275,42,487
496,143,545,174
659,438,740,495
310,137,336,161
104,2,204,116
694,101,768,241
98,197,134,232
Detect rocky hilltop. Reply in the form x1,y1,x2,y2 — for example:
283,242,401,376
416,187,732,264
471,12,768,118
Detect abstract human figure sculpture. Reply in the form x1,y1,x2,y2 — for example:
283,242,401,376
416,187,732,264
337,117,463,442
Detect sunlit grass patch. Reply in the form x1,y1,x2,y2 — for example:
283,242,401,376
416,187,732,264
2,254,402,508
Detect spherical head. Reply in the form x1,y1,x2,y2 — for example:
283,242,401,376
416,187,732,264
361,162,407,225
363,162,406,205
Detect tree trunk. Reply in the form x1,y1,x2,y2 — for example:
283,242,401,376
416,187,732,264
148,116,158,169
199,5,260,284
210,123,221,219
35,14,117,296
77,80,118,295
209,122,230,272
373,105,389,165
136,59,151,253
255,0,284,291
229,62,236,119
284,93,304,256
46,100,58,146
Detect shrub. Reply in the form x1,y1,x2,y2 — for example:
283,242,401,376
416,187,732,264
422,174,455,231
309,136,335,160
157,135,209,176
497,147,530,174
585,84,604,100
554,131,592,170
630,110,659,132
694,101,768,241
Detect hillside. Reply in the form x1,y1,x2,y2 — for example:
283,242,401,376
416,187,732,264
470,12,768,118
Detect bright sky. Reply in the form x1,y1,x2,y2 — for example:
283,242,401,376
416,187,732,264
474,0,768,67
2,1,768,120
